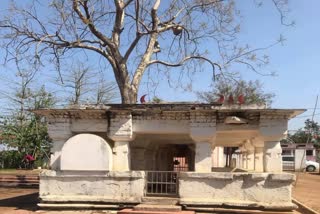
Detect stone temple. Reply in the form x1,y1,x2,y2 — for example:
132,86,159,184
34,103,305,212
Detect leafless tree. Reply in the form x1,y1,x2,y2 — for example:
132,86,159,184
61,63,92,105
58,62,118,105
0,0,292,104
95,74,119,104
0,69,36,125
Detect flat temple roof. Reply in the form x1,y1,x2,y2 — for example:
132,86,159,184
33,103,306,119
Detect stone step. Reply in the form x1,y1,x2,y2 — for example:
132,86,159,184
0,178,39,181
38,203,120,209
0,175,39,187
0,182,39,187
0,176,39,180
118,208,195,214
134,204,181,212
141,197,179,205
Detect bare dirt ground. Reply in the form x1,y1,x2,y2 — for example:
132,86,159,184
0,171,319,214
293,172,320,213
0,187,113,214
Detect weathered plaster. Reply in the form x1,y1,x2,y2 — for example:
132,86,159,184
60,134,112,171
40,170,145,203
179,172,296,210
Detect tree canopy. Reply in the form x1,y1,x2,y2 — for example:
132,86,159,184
197,79,275,106
0,0,291,103
281,119,320,149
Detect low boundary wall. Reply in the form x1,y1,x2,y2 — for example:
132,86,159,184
39,170,296,210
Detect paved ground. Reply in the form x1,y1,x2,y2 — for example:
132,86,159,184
0,171,319,214
292,172,320,213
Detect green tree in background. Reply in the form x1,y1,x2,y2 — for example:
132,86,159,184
0,86,55,168
283,119,320,149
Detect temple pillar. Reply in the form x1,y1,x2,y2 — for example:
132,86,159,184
112,141,131,171
194,142,212,172
252,138,265,172
240,147,247,169
260,113,288,172
264,141,283,172
212,146,224,167
244,140,255,171
108,112,134,171
47,118,73,170
189,112,216,172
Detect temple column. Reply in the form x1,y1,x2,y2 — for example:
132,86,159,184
112,141,131,171
264,141,283,172
244,140,255,171
189,112,216,172
240,147,247,169
47,118,73,170
260,113,288,172
194,142,213,172
109,112,134,171
212,146,224,167
252,138,265,172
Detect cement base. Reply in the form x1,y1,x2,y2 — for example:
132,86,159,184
39,171,296,211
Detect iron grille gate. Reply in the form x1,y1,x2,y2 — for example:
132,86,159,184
282,149,295,171
146,171,178,196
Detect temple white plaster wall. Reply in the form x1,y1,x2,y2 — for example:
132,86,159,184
71,119,108,132
60,134,112,171
109,113,133,141
47,118,73,170
133,120,189,134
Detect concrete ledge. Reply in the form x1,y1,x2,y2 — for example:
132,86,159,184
185,206,295,214
268,173,296,183
179,198,297,210
38,203,121,209
179,172,233,180
134,204,181,212
40,195,141,203
118,208,195,214
40,170,145,178
249,173,268,181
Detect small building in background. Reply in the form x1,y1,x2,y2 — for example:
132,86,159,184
281,142,316,171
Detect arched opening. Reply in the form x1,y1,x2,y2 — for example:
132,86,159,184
60,134,112,171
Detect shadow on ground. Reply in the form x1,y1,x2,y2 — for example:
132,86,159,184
0,192,38,211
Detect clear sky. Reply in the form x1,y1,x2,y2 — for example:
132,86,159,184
0,1,319,131
149,0,320,131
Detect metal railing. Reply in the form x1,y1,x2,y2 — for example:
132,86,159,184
145,171,178,196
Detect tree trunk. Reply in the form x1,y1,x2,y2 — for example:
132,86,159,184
120,84,138,104
112,64,137,104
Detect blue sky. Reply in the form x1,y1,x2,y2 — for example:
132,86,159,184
0,1,319,131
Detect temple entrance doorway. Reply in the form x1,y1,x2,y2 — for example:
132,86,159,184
145,144,194,197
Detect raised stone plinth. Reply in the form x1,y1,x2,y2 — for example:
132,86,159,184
39,170,145,204
179,172,297,210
